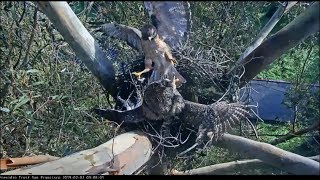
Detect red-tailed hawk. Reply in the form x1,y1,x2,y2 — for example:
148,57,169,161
143,1,192,50
98,23,186,87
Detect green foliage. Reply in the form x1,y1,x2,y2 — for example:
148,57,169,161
0,2,115,158
258,42,319,84
0,1,319,175
257,122,319,156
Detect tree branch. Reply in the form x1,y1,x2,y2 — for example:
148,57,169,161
270,121,319,145
214,133,320,175
230,1,297,73
35,1,116,95
1,131,152,175
309,155,320,162
236,2,319,86
172,154,319,175
172,159,264,175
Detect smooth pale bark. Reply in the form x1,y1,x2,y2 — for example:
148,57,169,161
215,133,320,175
172,154,319,175
35,1,116,95
232,1,297,73
1,131,152,175
238,2,319,86
309,155,320,162
172,159,264,175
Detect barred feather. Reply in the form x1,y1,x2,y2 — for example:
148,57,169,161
196,101,249,144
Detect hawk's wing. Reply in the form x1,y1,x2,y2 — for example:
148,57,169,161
144,1,192,50
98,22,143,52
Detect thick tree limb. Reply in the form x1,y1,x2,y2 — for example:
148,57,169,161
172,159,264,175
231,1,297,73
35,1,116,95
172,154,319,175
309,155,320,162
214,133,320,175
270,121,320,145
1,131,152,175
237,2,319,86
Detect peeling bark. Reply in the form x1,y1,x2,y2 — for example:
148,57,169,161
1,131,152,175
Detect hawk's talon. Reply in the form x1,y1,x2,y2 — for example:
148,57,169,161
132,72,142,79
132,68,151,80
163,78,171,82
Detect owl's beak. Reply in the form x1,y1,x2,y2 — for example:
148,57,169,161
148,37,152,41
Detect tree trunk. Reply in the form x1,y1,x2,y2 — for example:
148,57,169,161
238,2,319,86
231,1,297,73
215,133,320,175
1,131,152,175
35,2,116,95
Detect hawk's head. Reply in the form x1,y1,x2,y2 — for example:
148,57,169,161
141,24,158,41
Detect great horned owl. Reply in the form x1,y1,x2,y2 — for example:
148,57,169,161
195,101,250,145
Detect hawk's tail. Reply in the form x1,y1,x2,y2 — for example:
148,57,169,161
171,67,186,88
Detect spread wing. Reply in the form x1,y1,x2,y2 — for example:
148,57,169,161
197,102,250,143
212,102,249,132
144,1,192,50
93,105,145,125
98,22,143,52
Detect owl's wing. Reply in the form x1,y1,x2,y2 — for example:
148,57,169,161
196,101,250,143
144,1,192,50
93,105,145,125
98,22,143,52
211,102,249,133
